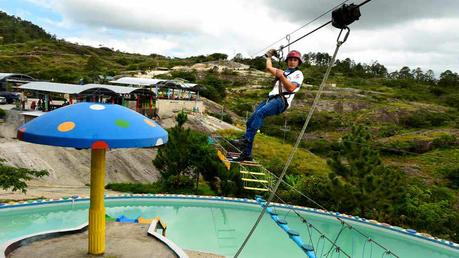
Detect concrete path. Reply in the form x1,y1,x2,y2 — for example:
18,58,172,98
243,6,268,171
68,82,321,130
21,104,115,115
8,222,223,258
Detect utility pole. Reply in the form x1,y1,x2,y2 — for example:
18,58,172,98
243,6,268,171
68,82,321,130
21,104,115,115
221,105,224,121
280,119,290,144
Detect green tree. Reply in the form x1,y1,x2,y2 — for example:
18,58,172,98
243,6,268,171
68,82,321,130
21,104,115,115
398,66,414,80
368,61,387,77
208,53,228,61
153,113,226,193
326,125,407,219
199,74,228,102
438,70,459,87
176,110,188,128
0,161,49,193
232,53,243,62
424,69,436,85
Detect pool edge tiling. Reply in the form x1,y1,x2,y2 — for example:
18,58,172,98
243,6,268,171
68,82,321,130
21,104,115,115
1,194,458,257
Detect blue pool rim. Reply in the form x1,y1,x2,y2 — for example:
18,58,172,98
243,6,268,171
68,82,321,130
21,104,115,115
1,193,458,252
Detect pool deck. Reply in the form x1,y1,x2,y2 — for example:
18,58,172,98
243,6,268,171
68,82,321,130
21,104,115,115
7,222,223,258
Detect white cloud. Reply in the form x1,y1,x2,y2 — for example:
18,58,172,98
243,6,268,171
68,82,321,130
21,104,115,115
25,0,459,74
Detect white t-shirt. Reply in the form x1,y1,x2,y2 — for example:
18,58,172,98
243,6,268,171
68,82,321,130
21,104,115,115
268,69,304,108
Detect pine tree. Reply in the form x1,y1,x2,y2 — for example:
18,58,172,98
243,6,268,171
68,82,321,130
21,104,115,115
327,125,406,219
153,112,226,193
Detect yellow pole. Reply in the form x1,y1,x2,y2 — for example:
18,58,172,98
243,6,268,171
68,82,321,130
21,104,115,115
88,148,106,254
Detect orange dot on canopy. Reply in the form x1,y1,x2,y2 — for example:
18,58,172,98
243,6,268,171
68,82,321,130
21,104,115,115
144,119,156,127
58,121,75,132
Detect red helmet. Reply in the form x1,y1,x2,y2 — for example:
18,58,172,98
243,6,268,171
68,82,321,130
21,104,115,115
285,50,303,65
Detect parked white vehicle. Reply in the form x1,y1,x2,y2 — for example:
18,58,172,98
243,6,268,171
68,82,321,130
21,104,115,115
0,96,7,104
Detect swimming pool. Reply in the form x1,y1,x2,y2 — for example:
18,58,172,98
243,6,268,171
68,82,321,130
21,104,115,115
1,195,458,258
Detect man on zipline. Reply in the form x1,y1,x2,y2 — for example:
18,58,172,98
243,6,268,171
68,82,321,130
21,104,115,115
232,49,304,161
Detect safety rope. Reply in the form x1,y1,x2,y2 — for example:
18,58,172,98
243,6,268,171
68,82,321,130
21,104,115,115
244,170,351,257
317,235,326,257
234,149,399,258
234,27,350,258
272,168,399,258
362,238,374,258
273,191,352,258
324,223,346,257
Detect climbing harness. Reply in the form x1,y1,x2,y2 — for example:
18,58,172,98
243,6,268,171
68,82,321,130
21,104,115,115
269,67,300,112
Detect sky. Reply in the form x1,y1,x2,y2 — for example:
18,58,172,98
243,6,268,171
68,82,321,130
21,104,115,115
1,0,458,75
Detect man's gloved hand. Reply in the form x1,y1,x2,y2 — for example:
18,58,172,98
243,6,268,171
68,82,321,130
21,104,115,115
275,68,284,78
264,49,278,58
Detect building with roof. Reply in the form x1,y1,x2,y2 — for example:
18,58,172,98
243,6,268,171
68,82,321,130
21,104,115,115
19,81,156,116
0,73,35,91
110,77,204,117
18,76,205,119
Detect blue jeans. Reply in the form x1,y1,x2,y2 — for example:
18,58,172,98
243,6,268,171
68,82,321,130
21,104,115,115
243,96,286,156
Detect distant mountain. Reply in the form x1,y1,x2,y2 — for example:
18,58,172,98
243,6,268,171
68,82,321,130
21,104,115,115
0,11,53,44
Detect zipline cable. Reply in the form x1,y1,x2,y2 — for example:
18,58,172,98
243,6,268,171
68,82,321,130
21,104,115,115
278,0,374,52
250,0,350,57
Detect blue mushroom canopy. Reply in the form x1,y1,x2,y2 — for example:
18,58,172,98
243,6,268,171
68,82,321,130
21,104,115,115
17,102,168,149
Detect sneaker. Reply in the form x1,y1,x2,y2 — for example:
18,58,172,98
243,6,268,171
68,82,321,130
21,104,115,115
230,138,249,150
234,151,253,162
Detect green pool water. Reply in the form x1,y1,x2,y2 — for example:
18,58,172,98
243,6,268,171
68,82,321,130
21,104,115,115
0,198,458,258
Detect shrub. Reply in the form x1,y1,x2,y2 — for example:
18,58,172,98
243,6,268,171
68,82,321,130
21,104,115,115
232,102,253,117
115,58,130,66
105,183,162,194
301,139,334,156
400,110,452,128
126,63,139,70
442,94,459,109
199,74,228,102
170,70,197,82
305,111,343,131
231,78,247,86
430,87,446,96
382,79,413,88
377,124,401,137
444,168,459,189
165,175,194,190
208,112,233,124
0,108,5,119
432,134,457,148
